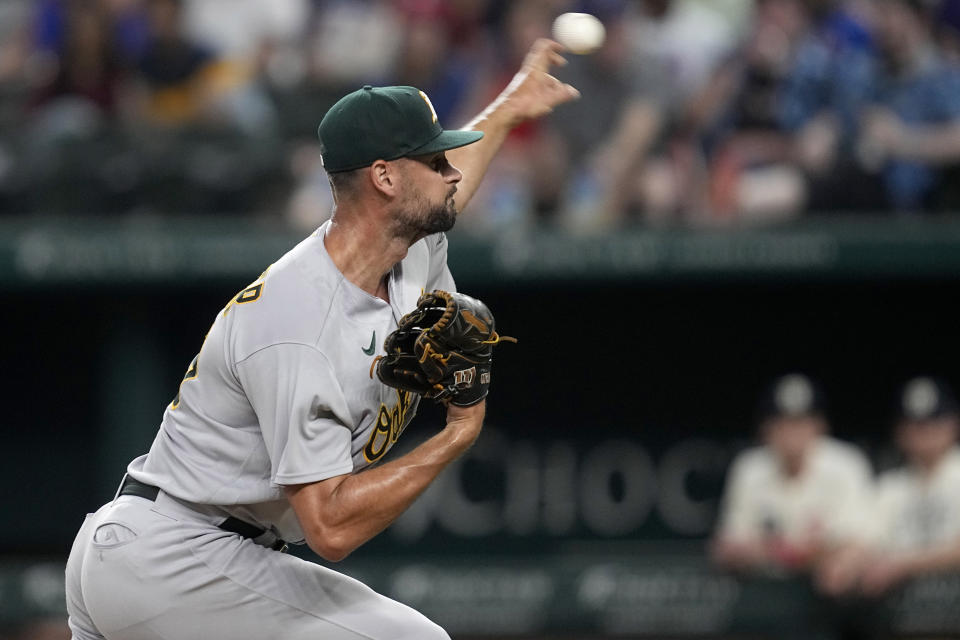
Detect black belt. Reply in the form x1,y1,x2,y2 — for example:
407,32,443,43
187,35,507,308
118,476,287,552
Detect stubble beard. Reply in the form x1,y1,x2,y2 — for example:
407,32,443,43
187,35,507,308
397,188,458,237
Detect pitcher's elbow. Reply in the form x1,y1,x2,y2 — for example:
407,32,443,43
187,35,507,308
305,529,353,563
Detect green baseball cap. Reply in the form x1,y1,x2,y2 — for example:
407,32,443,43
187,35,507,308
317,85,484,173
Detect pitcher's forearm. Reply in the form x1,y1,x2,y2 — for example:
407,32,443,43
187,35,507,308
446,38,579,214
448,108,515,212
286,403,485,560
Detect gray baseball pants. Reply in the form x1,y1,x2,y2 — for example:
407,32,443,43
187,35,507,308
65,492,448,640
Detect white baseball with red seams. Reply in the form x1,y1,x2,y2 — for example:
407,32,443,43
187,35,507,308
552,12,605,55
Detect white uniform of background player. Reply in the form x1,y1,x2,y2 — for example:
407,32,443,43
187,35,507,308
63,42,581,640
713,374,873,572
817,377,960,596
870,379,960,552
873,449,960,549
717,440,872,553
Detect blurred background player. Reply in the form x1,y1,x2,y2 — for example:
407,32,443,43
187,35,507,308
712,373,873,575
819,376,960,596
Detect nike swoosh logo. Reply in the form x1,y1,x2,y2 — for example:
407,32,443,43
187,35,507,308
362,331,376,356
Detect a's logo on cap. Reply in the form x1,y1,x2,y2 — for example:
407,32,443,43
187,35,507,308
419,90,438,123
904,377,939,420
775,374,814,416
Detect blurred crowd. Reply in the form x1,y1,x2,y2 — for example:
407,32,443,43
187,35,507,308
3,0,960,231
712,372,960,636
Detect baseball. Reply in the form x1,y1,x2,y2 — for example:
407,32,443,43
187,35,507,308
552,12,605,55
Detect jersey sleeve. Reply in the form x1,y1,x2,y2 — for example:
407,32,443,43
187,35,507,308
715,451,761,542
821,451,874,546
236,343,355,486
424,232,456,293
862,473,904,550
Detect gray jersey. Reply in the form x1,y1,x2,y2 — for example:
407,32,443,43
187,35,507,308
128,221,456,542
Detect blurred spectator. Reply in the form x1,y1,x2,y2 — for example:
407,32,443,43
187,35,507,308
28,0,129,136
712,373,873,575
690,0,809,222
549,0,748,229
818,377,960,596
424,0,496,56
452,0,562,232
937,0,960,64
132,0,216,125
309,0,405,87
547,1,643,227
285,138,337,230
12,0,960,223
0,1,32,86
181,0,310,65
793,0,960,213
179,0,312,96
777,0,875,140
32,0,149,62
773,0,877,211
391,6,475,124
132,0,276,134
854,0,960,212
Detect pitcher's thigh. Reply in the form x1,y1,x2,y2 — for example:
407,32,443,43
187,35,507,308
65,507,108,640
78,502,447,640
209,543,450,640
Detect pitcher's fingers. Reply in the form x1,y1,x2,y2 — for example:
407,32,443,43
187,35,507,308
543,72,580,97
526,38,569,71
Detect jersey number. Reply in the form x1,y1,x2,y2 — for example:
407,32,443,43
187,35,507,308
221,282,264,317
171,354,198,409
170,272,267,410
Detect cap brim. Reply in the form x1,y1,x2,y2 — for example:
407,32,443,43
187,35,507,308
409,129,484,156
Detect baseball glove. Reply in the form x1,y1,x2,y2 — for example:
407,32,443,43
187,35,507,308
371,290,515,407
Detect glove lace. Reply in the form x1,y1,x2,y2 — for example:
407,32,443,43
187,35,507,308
419,341,450,365
368,355,384,379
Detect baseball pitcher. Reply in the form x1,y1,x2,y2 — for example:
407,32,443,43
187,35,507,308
65,40,578,640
